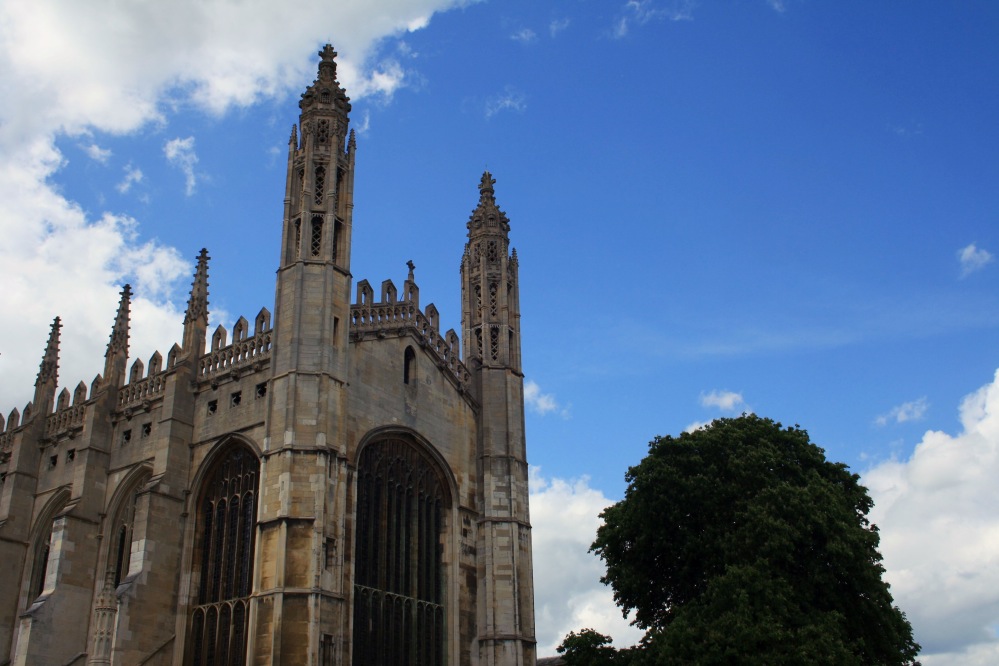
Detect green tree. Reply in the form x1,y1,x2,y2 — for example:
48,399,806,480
557,628,637,665
590,415,920,665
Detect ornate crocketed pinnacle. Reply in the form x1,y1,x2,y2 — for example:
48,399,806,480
35,317,61,388
184,249,210,327
478,171,496,203
106,284,132,361
300,43,350,113
467,171,510,234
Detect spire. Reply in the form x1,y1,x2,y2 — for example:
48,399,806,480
184,249,210,328
105,285,131,363
35,317,61,389
32,317,61,415
100,285,132,388
183,249,210,355
289,123,298,147
299,43,351,117
467,171,510,236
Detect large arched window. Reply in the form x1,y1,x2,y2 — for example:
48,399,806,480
189,444,259,666
353,438,448,666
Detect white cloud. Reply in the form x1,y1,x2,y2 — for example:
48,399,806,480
875,397,929,426
530,468,645,656
550,18,571,37
0,0,476,410
865,368,999,662
485,86,527,118
524,379,570,418
511,28,537,43
683,419,712,433
959,243,994,278
699,389,746,412
116,164,143,194
164,136,199,196
83,142,112,163
614,0,694,38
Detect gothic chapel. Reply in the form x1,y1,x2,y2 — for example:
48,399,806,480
0,46,536,665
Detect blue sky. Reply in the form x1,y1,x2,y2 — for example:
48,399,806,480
2,1,999,661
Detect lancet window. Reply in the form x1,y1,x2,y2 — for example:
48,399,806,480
352,438,448,666
315,165,326,206
311,216,323,257
110,483,143,587
189,445,258,666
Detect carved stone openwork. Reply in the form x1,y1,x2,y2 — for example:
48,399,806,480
189,445,258,666
352,438,448,666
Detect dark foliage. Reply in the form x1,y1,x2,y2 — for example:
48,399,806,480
589,415,920,665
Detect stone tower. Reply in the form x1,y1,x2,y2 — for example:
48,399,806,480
0,46,536,665
461,173,535,664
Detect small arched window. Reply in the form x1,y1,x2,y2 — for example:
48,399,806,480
404,346,416,385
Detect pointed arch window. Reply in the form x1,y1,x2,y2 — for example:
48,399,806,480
404,346,416,385
190,444,259,666
110,482,144,587
353,439,448,666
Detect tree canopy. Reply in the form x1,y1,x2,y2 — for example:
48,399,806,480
589,415,920,665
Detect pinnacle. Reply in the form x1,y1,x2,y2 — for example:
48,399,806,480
36,316,62,388
184,249,210,327
106,284,132,360
478,171,496,204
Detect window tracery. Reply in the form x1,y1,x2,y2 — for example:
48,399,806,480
352,439,447,666
311,216,323,257
190,445,258,666
315,165,326,206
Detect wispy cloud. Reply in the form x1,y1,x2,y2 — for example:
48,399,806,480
82,142,112,163
525,379,570,418
550,18,570,37
700,389,746,413
875,397,929,426
510,28,536,43
485,86,527,119
116,163,143,193
958,243,993,278
163,136,199,196
614,0,694,38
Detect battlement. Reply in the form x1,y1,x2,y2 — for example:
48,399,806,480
198,308,273,381
350,278,470,390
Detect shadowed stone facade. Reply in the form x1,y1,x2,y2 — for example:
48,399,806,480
0,46,536,666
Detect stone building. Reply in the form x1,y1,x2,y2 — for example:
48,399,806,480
0,45,536,666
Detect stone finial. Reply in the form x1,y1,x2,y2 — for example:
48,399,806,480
467,171,510,235
478,171,496,204
35,317,61,390
406,260,416,282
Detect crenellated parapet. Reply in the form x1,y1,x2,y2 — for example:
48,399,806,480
197,308,273,381
350,275,471,391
